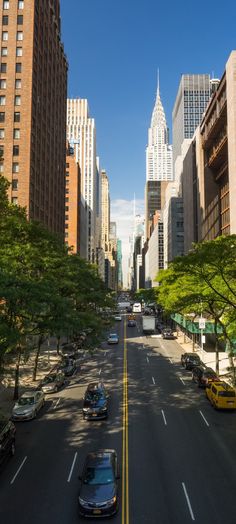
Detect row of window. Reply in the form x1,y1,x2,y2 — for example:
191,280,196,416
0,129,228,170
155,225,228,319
0,62,22,72
0,128,20,138
3,1,24,9
0,144,20,155
0,111,20,122
1,46,23,56
0,79,21,88
2,31,23,41
2,14,23,24
0,95,21,105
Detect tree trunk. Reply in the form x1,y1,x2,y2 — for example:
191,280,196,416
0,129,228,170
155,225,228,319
32,335,44,381
13,347,21,400
56,335,60,355
214,319,220,375
192,333,195,351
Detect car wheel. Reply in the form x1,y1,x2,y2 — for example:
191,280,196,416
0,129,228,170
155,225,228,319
10,441,15,456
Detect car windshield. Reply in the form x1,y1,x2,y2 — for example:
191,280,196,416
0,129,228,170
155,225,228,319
42,375,55,384
84,466,115,485
86,391,104,401
18,397,35,406
109,334,117,338
218,390,235,397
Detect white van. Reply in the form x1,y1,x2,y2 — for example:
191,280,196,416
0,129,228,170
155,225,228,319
132,302,142,313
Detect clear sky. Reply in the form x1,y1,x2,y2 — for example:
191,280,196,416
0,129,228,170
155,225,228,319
60,0,236,284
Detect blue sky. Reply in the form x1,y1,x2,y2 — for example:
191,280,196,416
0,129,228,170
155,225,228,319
60,0,236,283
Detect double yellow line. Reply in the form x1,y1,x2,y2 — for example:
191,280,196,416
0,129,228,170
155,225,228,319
122,320,129,524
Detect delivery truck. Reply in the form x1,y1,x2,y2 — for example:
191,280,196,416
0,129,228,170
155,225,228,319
142,316,155,335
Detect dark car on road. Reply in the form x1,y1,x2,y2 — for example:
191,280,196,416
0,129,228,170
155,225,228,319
58,357,77,377
162,328,175,340
83,382,109,420
0,417,16,466
78,449,119,518
128,319,136,327
181,352,202,370
192,365,219,388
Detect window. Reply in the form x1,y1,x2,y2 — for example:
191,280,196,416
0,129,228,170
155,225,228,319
12,162,19,172
0,144,4,157
0,129,4,138
12,179,18,190
16,31,23,41
13,128,20,139
17,15,23,24
1,47,7,56
14,112,20,122
14,95,21,106
2,15,8,25
11,197,18,205
16,47,22,56
65,214,69,220
13,145,19,155
3,1,9,9
0,79,6,89
15,63,22,72
1,63,7,73
0,96,6,105
15,79,21,89
0,112,5,122
18,0,24,8
2,31,8,41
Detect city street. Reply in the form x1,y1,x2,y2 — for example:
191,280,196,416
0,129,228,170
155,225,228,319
0,314,236,523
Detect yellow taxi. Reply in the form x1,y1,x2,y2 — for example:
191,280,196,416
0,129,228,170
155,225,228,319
206,381,236,410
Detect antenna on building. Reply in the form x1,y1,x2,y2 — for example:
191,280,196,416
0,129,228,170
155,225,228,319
157,68,160,98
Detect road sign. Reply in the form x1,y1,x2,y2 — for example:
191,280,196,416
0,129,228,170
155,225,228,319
199,318,206,329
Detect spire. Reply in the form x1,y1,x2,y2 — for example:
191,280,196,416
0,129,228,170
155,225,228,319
156,68,160,99
151,71,166,129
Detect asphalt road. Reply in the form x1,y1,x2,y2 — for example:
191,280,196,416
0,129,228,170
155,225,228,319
0,314,236,523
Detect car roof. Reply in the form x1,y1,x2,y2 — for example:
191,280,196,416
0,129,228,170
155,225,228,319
211,381,235,391
109,333,118,336
87,382,105,391
86,449,116,467
21,391,38,397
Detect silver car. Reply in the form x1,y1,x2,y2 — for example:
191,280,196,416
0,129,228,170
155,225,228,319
39,371,65,393
107,333,119,344
12,391,45,421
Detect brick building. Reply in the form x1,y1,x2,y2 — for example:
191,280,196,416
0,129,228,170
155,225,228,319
0,0,68,236
65,144,81,254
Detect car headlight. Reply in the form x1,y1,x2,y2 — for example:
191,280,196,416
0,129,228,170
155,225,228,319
79,497,89,507
105,496,117,507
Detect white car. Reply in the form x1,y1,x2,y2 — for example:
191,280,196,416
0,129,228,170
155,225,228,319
114,315,122,321
12,390,45,421
107,333,119,344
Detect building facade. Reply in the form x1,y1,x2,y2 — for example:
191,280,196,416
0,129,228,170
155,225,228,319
64,144,80,254
0,0,68,235
172,74,211,166
67,98,98,262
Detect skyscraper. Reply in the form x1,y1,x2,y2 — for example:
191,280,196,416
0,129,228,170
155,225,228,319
67,99,98,262
0,0,68,235
172,74,211,166
146,80,173,182
101,169,110,252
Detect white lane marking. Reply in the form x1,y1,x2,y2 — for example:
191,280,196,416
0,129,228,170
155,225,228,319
67,452,78,483
161,409,167,425
53,397,61,409
10,456,27,485
179,377,185,385
199,410,209,427
182,482,195,521
152,376,155,385
99,368,101,375
146,357,149,364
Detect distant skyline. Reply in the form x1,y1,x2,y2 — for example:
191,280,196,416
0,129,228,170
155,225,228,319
60,0,236,280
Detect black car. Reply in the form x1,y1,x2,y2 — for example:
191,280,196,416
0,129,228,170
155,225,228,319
0,416,16,466
192,365,219,388
128,319,136,327
78,449,119,518
162,329,175,340
58,357,77,377
181,352,202,370
83,383,109,420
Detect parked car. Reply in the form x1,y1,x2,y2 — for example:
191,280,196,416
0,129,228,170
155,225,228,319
192,365,219,388
58,357,77,377
162,329,175,340
181,352,202,370
78,449,119,518
128,319,136,327
12,391,45,421
39,371,65,394
206,381,236,409
0,416,16,466
83,382,109,420
107,333,119,344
